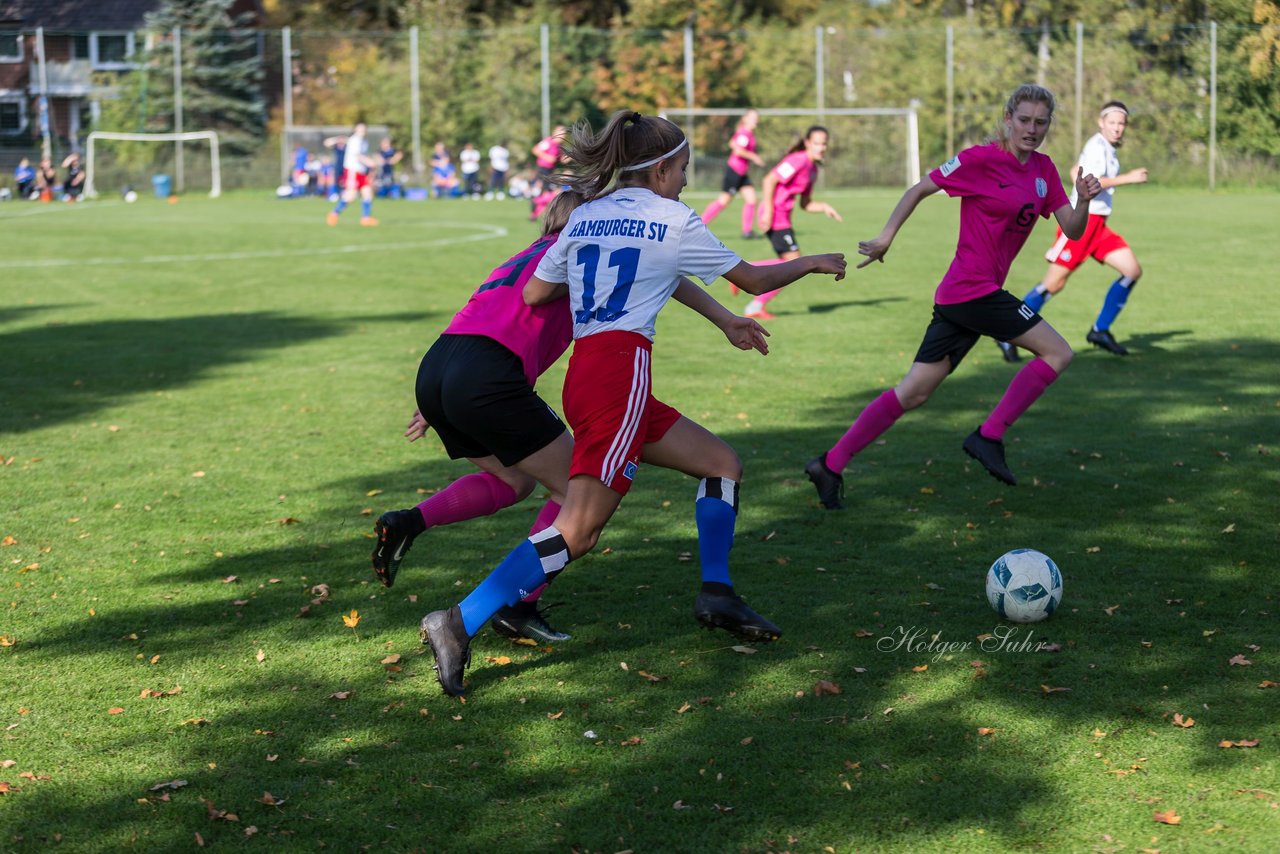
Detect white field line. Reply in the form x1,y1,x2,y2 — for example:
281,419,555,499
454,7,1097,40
5,222,509,268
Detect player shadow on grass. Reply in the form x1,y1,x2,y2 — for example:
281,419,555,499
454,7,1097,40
805,295,908,315
6,337,1276,849
0,312,343,435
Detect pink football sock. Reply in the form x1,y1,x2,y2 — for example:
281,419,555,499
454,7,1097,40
825,388,905,472
981,358,1058,440
742,202,756,234
702,199,726,224
416,472,518,529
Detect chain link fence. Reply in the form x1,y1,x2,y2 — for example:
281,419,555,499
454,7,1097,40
8,21,1275,195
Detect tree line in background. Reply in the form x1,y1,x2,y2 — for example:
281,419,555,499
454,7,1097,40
96,0,1279,185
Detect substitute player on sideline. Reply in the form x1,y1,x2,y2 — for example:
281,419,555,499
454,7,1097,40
999,100,1147,361
701,109,766,240
420,110,846,697
805,84,1100,509
327,122,379,226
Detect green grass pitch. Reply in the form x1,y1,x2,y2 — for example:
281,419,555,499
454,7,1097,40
1,188,1277,852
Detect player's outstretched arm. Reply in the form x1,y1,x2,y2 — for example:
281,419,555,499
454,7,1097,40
856,176,937,269
523,275,569,306
672,277,770,355
1055,171,1103,240
725,253,846,297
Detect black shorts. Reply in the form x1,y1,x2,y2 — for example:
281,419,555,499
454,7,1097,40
766,228,799,256
415,334,567,467
914,290,1042,372
720,167,752,194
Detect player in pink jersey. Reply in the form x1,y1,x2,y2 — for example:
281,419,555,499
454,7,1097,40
370,192,584,642
745,126,843,319
419,110,846,696
701,109,766,240
804,84,1102,509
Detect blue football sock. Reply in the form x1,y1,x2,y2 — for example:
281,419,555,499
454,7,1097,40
695,478,739,588
1022,283,1051,313
333,199,347,214
1094,276,1136,331
361,199,372,217
457,527,570,635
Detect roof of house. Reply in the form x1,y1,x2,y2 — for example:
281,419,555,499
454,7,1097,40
0,1,162,31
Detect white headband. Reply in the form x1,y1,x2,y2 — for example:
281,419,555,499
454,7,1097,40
620,138,687,172
1099,105,1128,119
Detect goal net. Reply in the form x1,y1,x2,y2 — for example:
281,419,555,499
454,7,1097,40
661,106,921,191
85,131,221,198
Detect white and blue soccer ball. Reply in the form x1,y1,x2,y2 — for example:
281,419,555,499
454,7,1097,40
124,190,138,203
986,549,1063,623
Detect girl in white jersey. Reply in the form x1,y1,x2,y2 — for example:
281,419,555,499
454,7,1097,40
419,109,847,697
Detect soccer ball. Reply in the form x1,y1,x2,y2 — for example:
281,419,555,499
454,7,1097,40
124,190,138,203
985,549,1063,623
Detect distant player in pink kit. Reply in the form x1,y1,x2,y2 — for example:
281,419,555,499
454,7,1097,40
701,109,766,240
746,126,843,319
804,84,1102,509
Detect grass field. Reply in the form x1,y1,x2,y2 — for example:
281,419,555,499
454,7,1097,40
2,187,1277,853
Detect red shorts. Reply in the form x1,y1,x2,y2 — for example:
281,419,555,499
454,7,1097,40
562,331,681,496
342,169,370,191
1044,214,1129,271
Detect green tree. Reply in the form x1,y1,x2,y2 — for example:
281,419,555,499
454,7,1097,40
141,0,266,156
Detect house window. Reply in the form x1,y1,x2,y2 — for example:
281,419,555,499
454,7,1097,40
0,29,22,63
91,32,135,69
71,34,90,60
0,98,25,133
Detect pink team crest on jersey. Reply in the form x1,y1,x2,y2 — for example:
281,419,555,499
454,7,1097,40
1035,177,1048,198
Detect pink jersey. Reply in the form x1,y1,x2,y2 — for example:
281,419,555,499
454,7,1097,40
928,143,1070,304
765,151,816,231
534,136,561,170
444,234,572,387
726,127,756,176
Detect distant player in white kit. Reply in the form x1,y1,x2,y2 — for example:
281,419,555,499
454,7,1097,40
327,122,379,227
418,109,846,697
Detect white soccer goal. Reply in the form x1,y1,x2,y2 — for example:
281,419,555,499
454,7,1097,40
85,131,221,198
662,105,921,189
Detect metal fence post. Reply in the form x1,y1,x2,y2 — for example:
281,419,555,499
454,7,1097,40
173,26,183,193
410,26,423,176
540,24,550,139
1209,21,1217,191
1074,21,1083,155
945,25,953,156
281,26,292,182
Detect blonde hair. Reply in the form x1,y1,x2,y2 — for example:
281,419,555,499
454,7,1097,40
992,84,1056,151
553,110,686,200
539,189,586,236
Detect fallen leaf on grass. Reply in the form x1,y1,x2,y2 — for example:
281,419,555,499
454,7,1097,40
244,826,258,838
108,707,125,715
220,576,238,584
1,536,15,546
0,782,19,794
140,686,182,699
1259,680,1279,689
382,653,402,665
329,691,353,700
0,636,15,647
619,736,643,746
675,703,692,714
977,727,997,736
194,832,204,847
18,771,50,781
1228,654,1251,666
912,665,928,673
1172,713,1195,728
150,779,188,791
740,736,753,746
636,670,665,682
730,645,757,655
485,655,512,666
1040,685,1071,694
180,718,208,726
255,649,266,663
1103,604,1120,616
546,710,564,720
0,760,14,768
257,791,285,806
672,800,691,810
1218,739,1260,749
342,610,360,629
1153,810,1181,825
813,680,842,697
854,629,875,638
